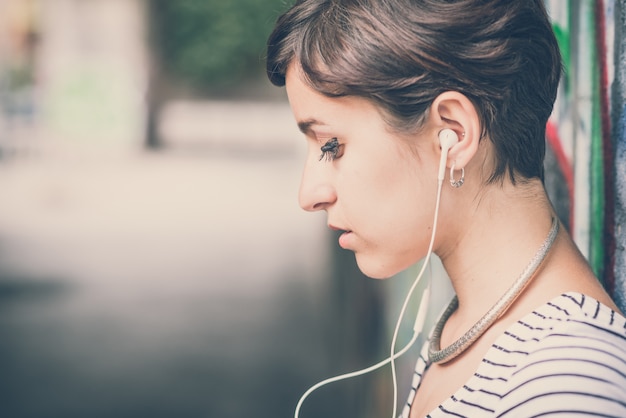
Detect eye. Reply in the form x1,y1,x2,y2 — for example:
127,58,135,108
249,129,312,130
318,138,344,161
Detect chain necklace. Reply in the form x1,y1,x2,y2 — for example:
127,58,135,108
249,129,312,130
428,217,559,364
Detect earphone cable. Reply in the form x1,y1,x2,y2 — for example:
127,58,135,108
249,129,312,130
389,178,444,418
294,162,449,418
294,323,421,418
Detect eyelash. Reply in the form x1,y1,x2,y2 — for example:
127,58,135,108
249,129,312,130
318,138,343,161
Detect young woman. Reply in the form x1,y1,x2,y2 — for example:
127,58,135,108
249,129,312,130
266,0,626,416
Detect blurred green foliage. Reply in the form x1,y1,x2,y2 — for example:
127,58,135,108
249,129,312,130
149,0,287,94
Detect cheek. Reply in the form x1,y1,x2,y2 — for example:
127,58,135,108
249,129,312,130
352,168,429,236
339,138,435,226
345,170,436,277
371,168,436,245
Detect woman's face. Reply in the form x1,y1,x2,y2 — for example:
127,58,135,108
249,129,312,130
285,66,440,279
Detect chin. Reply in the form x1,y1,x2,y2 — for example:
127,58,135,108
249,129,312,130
354,254,400,280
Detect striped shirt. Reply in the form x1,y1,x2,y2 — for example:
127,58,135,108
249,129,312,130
402,292,626,417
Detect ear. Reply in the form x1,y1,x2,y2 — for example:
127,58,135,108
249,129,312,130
428,91,481,170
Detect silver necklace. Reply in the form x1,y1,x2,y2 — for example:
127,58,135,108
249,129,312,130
428,217,559,364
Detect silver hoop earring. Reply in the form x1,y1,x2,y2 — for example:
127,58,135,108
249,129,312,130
450,164,465,188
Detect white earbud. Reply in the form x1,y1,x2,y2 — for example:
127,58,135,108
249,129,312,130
439,128,459,151
437,129,458,182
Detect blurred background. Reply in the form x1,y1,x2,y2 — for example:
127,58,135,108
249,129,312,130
0,1,625,418
0,1,418,417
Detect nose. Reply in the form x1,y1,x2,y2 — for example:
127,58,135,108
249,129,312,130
298,154,337,212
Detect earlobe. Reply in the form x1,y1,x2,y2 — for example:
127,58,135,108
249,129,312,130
429,91,481,170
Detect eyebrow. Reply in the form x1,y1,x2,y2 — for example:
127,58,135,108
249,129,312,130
297,119,326,134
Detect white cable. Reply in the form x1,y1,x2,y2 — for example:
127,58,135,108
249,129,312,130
294,323,421,418
389,137,452,417
295,148,449,418
389,177,444,418
294,178,444,418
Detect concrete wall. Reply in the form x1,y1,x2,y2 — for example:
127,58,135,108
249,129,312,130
38,0,147,151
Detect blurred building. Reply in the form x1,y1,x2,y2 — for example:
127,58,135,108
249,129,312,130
0,0,147,156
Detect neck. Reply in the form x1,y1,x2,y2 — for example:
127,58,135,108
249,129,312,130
436,177,556,319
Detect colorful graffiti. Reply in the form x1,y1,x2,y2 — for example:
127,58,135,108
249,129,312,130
545,0,626,310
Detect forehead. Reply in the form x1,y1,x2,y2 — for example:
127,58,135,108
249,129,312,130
285,63,333,119
285,63,387,133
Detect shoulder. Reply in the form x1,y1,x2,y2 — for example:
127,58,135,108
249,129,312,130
527,292,626,358
494,292,626,416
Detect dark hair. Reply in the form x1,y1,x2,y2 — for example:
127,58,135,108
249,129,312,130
266,0,563,183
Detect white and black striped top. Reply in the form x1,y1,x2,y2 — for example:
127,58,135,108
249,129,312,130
402,292,626,417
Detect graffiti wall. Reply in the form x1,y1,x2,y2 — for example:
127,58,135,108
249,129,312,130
545,0,626,311
613,1,626,311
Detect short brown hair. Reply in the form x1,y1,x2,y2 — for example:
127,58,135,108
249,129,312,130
266,0,563,183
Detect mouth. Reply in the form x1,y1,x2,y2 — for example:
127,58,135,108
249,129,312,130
329,224,351,233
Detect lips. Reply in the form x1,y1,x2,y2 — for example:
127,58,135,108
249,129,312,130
329,224,353,249
338,231,354,249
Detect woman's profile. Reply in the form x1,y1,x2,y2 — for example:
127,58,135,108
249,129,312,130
266,0,626,417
